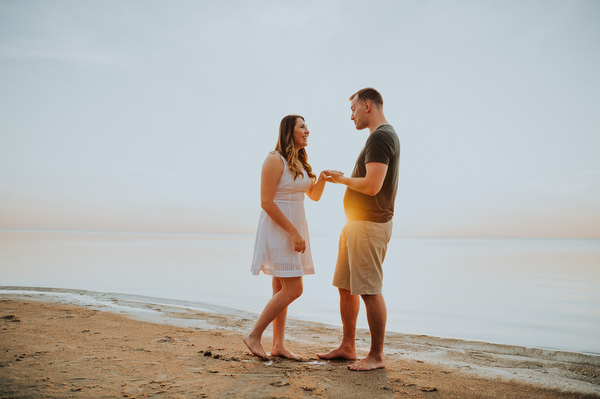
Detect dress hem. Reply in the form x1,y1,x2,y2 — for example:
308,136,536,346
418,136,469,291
251,266,315,278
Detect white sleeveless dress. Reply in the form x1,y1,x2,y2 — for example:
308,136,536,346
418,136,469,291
251,152,315,277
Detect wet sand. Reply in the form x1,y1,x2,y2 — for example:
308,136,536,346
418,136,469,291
1,294,599,398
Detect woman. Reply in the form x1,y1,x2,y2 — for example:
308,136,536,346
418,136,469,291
243,115,328,360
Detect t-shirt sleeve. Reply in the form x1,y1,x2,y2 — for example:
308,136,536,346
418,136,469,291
364,131,394,165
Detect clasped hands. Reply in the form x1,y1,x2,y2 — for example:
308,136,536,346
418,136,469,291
321,169,344,184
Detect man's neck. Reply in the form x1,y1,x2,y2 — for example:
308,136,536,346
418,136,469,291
368,115,389,133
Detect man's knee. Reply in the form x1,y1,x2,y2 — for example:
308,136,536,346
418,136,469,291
361,294,385,307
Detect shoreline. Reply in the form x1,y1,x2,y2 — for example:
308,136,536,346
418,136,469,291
2,286,599,360
1,288,599,397
3,231,599,356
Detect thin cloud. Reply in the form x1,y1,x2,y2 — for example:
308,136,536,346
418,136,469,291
0,38,135,69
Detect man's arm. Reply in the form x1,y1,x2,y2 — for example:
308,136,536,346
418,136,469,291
327,162,387,196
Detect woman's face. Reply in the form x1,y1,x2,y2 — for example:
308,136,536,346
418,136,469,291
292,117,309,150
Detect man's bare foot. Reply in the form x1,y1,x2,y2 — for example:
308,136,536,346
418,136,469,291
316,347,356,360
347,355,385,371
271,346,302,361
242,332,268,360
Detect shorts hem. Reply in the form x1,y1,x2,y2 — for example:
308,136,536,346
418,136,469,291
333,282,382,296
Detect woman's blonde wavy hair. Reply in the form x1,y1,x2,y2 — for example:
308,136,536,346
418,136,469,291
275,115,316,181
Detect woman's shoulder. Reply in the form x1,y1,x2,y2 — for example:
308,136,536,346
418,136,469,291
263,151,285,169
266,151,286,163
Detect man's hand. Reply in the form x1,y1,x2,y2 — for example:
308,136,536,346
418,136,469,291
324,169,344,183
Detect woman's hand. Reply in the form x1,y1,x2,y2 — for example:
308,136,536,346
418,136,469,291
318,170,330,181
291,232,306,253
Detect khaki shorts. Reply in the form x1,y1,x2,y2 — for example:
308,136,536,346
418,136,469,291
332,220,393,295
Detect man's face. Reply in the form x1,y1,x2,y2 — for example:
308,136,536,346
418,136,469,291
350,96,368,130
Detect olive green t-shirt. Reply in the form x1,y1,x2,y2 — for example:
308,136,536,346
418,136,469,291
343,124,400,223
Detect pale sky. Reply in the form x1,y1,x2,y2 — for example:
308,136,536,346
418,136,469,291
1,0,599,238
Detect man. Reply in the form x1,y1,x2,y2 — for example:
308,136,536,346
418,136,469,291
318,88,400,371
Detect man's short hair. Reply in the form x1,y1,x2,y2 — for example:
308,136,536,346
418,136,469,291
350,88,383,107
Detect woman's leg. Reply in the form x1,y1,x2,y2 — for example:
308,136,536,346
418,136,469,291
243,276,303,359
271,277,303,359
271,277,286,347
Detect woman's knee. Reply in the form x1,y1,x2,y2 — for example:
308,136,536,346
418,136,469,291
283,279,303,300
291,284,303,299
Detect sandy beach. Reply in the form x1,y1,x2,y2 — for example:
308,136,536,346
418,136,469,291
1,293,599,398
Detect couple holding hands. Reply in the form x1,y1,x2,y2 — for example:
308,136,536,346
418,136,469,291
243,88,400,371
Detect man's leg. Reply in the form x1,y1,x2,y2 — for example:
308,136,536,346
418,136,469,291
348,294,387,371
316,288,359,360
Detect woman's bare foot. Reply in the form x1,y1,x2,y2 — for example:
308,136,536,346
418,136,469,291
242,332,268,360
271,346,302,361
347,355,385,371
316,346,356,360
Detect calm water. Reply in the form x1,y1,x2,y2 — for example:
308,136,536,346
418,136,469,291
1,231,599,355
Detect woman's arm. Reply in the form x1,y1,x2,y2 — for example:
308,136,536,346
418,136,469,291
260,154,306,253
306,171,328,201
